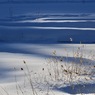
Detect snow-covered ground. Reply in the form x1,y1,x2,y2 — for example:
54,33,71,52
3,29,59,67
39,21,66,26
0,43,95,95
0,1,95,95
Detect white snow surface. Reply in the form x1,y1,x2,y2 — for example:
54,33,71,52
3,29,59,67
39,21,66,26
0,43,95,95
0,1,95,95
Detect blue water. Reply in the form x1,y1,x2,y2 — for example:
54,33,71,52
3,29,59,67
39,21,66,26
0,1,95,19
0,2,95,43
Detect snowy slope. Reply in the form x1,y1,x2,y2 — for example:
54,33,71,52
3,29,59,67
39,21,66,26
0,43,95,95
0,1,95,95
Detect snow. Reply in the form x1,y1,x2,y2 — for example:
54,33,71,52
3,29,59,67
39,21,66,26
0,43,95,95
0,1,95,95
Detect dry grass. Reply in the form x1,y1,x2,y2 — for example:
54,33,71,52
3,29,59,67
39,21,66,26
44,45,95,91
1,45,95,95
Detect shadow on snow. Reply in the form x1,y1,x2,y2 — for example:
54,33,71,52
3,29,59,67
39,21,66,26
54,83,95,94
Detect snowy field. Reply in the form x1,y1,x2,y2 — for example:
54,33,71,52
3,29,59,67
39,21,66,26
0,43,95,95
0,1,95,95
